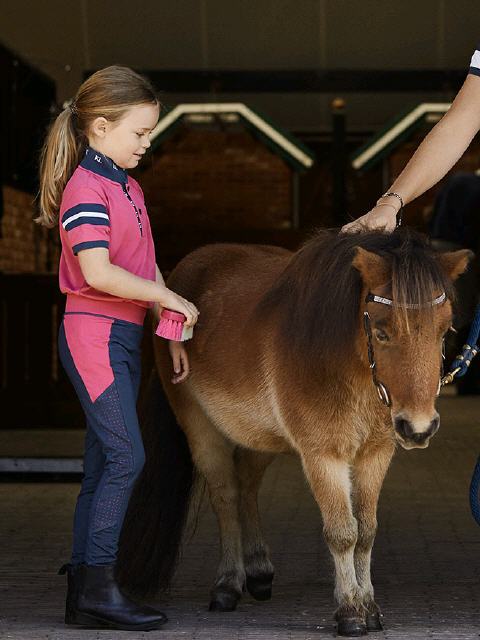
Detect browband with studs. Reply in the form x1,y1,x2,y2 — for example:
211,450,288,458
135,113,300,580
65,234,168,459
365,292,446,309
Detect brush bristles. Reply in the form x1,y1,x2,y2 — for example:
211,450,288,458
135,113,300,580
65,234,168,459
156,317,193,342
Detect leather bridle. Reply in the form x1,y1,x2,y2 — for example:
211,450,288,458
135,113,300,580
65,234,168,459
363,291,447,407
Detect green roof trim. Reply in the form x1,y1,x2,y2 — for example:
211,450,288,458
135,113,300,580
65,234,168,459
351,102,451,171
149,103,315,171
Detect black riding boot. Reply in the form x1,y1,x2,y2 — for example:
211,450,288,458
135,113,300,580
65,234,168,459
58,563,91,625
76,563,168,631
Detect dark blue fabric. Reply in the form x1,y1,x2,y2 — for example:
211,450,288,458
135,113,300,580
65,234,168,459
72,240,109,255
470,456,480,526
58,315,144,565
429,173,480,249
80,146,128,184
449,303,480,378
430,172,480,526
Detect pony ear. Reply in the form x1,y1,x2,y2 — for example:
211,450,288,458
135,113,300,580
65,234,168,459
352,247,391,289
436,249,473,282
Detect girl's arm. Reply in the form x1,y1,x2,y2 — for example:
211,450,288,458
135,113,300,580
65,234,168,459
155,263,166,287
78,248,199,326
152,263,165,323
342,73,480,233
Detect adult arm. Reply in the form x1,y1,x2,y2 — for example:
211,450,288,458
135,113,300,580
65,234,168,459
342,73,480,233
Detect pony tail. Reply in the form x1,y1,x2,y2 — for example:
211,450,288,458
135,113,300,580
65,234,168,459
116,368,197,597
35,108,82,228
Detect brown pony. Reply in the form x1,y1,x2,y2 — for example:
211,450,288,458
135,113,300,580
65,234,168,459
117,228,471,637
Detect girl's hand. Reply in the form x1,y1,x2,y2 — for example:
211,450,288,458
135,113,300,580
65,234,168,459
341,204,398,234
161,289,199,328
168,340,190,384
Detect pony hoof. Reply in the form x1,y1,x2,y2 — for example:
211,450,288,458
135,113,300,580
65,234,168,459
336,618,368,637
246,573,274,601
209,586,241,612
366,612,384,631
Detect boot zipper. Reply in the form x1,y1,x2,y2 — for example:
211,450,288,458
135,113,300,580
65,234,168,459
121,182,143,236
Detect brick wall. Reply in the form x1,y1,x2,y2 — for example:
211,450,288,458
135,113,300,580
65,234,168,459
0,185,53,273
137,127,293,233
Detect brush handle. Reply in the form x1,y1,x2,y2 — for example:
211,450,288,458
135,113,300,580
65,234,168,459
160,309,187,323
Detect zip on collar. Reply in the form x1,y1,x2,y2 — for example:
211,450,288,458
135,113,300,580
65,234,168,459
80,145,128,184
121,182,143,236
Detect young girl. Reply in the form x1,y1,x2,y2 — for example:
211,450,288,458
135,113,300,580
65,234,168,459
36,65,199,631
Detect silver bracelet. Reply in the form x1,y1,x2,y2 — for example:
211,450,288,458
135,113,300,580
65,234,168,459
377,192,404,227
380,191,404,209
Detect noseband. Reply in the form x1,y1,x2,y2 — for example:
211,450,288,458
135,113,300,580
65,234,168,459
363,291,447,406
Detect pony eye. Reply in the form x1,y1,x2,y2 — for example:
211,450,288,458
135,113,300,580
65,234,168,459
375,329,389,343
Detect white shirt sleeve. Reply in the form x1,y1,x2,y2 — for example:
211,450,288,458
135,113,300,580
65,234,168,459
469,45,480,76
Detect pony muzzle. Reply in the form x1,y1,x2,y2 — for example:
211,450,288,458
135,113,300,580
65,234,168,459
393,412,440,449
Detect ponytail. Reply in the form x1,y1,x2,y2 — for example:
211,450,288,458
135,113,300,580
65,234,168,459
35,65,159,228
35,106,84,227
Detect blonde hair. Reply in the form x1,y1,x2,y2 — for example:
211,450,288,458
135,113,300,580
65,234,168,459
35,65,159,228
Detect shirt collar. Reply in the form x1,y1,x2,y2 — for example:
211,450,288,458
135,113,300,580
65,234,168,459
80,145,128,184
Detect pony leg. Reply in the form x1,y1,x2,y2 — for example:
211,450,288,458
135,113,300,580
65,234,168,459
186,416,245,612
301,452,366,637
235,448,275,601
352,443,394,632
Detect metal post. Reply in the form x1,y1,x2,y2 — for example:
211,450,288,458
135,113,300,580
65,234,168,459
331,97,347,226
292,173,300,230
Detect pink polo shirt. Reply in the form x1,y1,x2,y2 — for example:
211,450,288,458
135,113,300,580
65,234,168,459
58,146,156,325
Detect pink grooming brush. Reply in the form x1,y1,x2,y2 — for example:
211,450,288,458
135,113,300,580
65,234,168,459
155,308,194,342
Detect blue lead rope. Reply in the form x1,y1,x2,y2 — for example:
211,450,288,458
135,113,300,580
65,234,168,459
447,302,480,380
443,301,480,526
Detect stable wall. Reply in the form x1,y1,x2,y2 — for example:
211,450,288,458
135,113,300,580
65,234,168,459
0,186,52,273
0,0,477,131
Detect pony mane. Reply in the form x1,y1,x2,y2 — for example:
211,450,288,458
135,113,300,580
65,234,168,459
256,227,455,363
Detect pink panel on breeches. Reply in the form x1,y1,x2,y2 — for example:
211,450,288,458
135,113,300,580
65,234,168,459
63,314,115,403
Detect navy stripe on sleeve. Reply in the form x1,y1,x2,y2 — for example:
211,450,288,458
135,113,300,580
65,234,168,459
72,240,109,255
64,216,110,232
61,202,109,225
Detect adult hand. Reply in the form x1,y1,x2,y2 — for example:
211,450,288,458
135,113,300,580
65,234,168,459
341,204,398,234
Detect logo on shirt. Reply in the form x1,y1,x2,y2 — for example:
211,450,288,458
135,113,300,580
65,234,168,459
93,153,118,171
81,146,127,184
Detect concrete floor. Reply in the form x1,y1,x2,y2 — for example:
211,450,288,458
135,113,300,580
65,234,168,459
0,395,479,639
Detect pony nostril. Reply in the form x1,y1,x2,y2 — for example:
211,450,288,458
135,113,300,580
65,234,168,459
429,415,440,436
394,415,440,442
412,431,429,444
394,417,414,440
